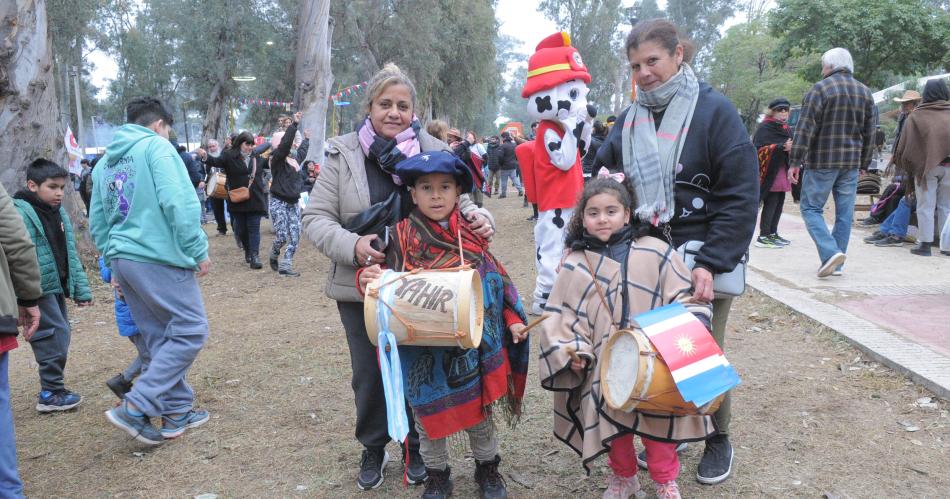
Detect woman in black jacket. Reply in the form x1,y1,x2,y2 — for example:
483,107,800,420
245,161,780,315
595,19,758,486
200,131,268,268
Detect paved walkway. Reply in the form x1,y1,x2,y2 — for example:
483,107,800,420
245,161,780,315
746,207,950,399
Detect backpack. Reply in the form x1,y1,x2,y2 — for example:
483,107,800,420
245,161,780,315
869,181,903,220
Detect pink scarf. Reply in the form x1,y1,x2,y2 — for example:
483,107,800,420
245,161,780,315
357,117,422,185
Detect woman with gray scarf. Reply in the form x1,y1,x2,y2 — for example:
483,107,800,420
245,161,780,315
596,19,758,489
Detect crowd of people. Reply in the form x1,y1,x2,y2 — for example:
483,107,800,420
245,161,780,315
2,15,950,499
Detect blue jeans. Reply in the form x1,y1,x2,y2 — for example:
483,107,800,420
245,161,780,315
499,169,523,196
230,211,263,257
880,197,912,238
0,352,24,498
800,168,858,265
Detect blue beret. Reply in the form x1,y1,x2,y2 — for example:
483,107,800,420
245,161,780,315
396,151,474,193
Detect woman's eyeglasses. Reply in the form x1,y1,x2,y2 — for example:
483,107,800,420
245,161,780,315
775,107,790,112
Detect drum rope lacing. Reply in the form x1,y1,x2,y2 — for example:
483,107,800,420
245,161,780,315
367,264,474,348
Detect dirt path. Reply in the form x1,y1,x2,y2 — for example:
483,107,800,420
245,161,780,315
9,195,949,498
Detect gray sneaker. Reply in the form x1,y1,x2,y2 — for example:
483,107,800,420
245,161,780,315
161,409,210,439
874,235,904,247
105,401,164,445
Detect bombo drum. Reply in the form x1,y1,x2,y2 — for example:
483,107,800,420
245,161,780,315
207,170,228,199
364,269,484,349
600,328,722,416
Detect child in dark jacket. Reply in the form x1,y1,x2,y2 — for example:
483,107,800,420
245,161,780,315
13,159,92,412
98,257,149,399
357,151,528,499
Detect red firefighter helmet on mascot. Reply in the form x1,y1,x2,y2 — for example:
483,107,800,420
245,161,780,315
521,32,591,98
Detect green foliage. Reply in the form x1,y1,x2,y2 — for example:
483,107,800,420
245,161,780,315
708,20,813,132
538,0,627,113
770,0,950,89
665,0,737,73
499,65,533,127
92,0,297,136
329,0,501,135
633,0,664,21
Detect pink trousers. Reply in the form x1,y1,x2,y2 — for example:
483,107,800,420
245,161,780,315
608,434,679,484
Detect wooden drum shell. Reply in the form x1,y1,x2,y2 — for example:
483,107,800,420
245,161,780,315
364,269,484,349
600,328,722,416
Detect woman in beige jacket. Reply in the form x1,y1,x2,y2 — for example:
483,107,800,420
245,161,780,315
300,63,493,491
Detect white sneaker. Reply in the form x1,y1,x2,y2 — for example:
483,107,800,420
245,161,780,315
817,252,846,278
530,302,545,316
655,481,681,499
602,472,645,499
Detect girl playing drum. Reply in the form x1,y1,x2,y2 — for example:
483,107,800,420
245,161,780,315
538,176,716,499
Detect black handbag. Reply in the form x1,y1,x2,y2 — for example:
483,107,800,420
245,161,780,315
344,192,401,250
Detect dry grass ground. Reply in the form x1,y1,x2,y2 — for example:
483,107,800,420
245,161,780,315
8,194,948,498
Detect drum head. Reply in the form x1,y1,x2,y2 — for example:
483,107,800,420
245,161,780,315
602,331,641,409
206,172,219,196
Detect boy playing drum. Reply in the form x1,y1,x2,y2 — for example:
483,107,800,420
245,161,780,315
357,151,528,499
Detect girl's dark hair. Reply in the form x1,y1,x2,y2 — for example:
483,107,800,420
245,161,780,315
231,131,255,150
564,177,638,248
625,19,695,64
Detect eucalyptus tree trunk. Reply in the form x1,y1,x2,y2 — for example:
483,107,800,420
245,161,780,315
0,0,64,189
202,17,237,143
0,0,90,247
295,0,334,164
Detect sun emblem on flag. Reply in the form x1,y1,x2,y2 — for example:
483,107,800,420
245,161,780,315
675,335,697,356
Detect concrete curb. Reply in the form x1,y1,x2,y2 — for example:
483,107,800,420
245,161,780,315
746,269,950,400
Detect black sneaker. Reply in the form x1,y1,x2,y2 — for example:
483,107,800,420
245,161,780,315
874,235,904,247
910,242,932,256
404,447,427,485
696,434,733,485
771,234,791,245
636,442,688,470
860,217,881,226
278,268,300,277
106,374,133,399
863,231,886,243
474,455,507,499
422,466,453,498
269,252,280,271
356,448,388,490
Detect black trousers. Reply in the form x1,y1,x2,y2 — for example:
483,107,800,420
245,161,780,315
230,211,262,258
759,191,786,236
210,197,228,234
337,301,419,451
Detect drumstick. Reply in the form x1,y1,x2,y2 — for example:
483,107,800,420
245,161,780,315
564,346,582,363
458,229,465,268
518,314,550,336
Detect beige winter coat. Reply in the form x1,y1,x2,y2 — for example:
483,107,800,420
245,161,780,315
301,130,492,302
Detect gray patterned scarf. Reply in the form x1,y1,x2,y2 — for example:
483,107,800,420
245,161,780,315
622,64,699,225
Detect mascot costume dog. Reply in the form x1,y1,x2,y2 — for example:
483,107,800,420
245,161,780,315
517,32,596,315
